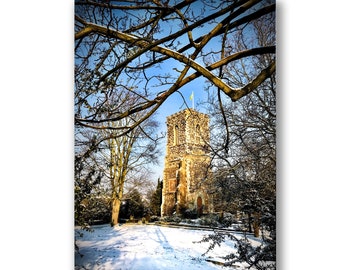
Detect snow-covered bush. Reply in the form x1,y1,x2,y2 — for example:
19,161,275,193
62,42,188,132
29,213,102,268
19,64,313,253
219,213,233,228
198,215,220,227
149,215,160,222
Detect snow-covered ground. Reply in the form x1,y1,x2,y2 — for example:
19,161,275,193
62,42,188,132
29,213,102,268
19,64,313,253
75,223,259,270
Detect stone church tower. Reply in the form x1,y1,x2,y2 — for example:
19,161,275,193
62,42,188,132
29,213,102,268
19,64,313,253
161,109,213,217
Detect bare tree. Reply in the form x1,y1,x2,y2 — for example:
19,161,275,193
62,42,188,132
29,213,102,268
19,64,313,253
74,0,275,136
75,97,161,226
201,9,276,269
100,114,160,226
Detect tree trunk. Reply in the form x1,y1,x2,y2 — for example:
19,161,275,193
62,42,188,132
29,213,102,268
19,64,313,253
111,198,121,226
247,212,252,233
253,212,260,237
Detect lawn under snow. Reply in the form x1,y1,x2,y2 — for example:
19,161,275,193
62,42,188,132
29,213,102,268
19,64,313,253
75,223,261,270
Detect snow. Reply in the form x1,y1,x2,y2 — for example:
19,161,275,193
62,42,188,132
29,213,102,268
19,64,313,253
75,223,258,270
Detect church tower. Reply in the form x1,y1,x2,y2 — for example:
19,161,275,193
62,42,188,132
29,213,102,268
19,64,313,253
161,109,213,217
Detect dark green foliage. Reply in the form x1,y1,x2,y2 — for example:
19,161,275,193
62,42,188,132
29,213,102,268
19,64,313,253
74,151,106,227
119,189,145,220
149,178,163,216
75,191,111,226
183,208,198,219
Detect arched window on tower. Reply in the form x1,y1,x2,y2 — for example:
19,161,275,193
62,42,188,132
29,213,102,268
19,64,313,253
174,125,179,145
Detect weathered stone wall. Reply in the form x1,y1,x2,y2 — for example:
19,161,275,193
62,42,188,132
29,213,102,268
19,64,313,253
161,109,213,217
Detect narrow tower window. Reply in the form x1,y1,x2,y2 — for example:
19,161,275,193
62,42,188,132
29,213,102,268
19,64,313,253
174,125,179,145
195,124,200,144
